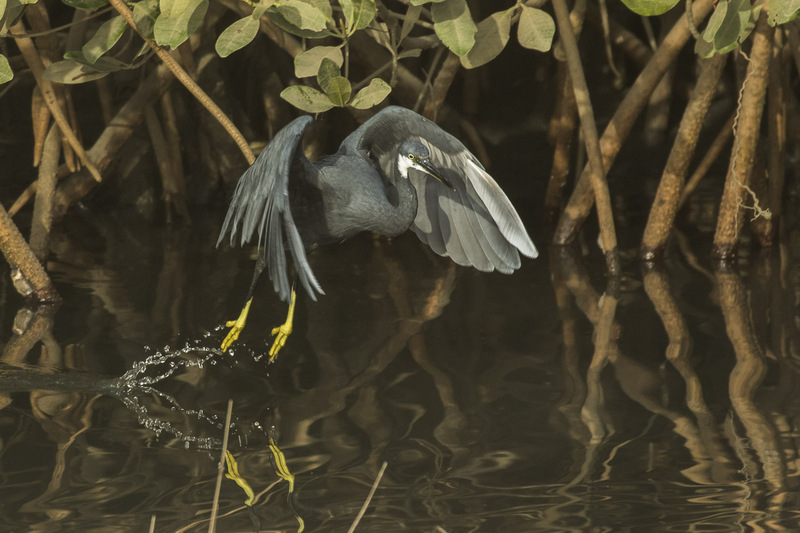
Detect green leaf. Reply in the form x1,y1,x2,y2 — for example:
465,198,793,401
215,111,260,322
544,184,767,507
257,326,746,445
43,58,112,84
60,0,112,10
693,34,715,58
1,0,25,37
63,51,134,71
316,57,341,92
700,0,753,54
132,0,159,39
294,46,343,78
324,75,351,106
215,16,260,57
431,0,476,56
82,16,127,64
0,0,6,20
252,0,275,19
339,0,376,34
460,8,512,69
154,0,208,49
281,85,334,112
274,0,327,31
400,4,420,42
517,5,554,52
302,0,332,19
267,9,329,38
619,0,680,16
410,0,445,4
702,0,727,40
0,54,12,84
768,0,800,25
349,78,390,109
397,48,422,59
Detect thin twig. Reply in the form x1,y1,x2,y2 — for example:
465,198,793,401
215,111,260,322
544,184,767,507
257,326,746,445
423,51,460,120
107,0,255,165
9,64,175,218
347,461,388,533
9,22,102,181
209,399,234,533
12,6,114,38
679,112,735,207
552,0,619,273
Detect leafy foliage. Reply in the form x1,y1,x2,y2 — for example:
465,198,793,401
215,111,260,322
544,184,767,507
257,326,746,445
294,46,343,78
517,5,555,52
431,0,477,56
0,54,12,84
154,0,209,48
350,78,391,109
461,8,512,69
619,0,680,16
215,15,261,57
694,0,758,57
6,0,792,111
768,0,800,25
82,15,127,64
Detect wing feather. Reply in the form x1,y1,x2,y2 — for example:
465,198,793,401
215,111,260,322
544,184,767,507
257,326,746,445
345,106,537,272
217,115,324,302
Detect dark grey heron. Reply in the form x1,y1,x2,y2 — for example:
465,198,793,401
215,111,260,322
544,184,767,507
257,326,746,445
217,106,537,359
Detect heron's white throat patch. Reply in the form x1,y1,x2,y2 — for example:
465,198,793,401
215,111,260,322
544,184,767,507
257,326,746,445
397,153,421,179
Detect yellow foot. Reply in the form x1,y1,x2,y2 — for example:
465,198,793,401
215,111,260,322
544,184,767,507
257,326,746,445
268,288,296,363
221,298,253,351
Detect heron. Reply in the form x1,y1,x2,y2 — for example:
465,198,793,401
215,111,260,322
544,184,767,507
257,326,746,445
217,106,538,360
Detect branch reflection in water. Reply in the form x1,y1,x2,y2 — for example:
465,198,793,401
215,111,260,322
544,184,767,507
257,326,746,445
1,209,800,530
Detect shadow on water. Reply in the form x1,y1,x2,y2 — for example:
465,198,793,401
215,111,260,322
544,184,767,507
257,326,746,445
2,202,800,532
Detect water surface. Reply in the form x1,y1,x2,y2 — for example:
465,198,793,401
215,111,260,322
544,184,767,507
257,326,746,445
2,185,799,532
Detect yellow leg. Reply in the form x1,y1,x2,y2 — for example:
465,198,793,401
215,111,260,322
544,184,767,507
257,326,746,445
268,288,296,362
221,297,253,351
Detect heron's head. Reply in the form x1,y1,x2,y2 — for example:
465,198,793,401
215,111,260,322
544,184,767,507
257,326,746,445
396,140,455,190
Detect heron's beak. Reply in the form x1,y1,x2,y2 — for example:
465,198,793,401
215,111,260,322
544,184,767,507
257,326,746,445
418,158,455,191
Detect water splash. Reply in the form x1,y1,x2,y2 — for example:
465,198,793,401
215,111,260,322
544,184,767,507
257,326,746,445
115,340,240,450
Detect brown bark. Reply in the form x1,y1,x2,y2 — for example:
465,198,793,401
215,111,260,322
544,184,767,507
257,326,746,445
712,12,773,260
640,54,727,259
0,202,59,302
553,0,715,245
30,124,61,261
553,0,619,273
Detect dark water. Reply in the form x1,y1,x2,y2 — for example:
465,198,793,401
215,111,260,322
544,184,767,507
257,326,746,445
2,184,800,532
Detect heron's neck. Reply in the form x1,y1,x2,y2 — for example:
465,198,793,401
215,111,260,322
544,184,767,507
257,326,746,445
383,161,418,234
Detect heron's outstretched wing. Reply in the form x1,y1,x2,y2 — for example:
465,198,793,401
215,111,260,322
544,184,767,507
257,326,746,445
343,106,537,273
216,115,323,302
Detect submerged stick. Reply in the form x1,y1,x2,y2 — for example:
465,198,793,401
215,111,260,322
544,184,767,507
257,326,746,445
347,461,388,533
209,399,234,533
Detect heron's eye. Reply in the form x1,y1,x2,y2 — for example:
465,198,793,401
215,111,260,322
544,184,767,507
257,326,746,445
407,153,415,160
